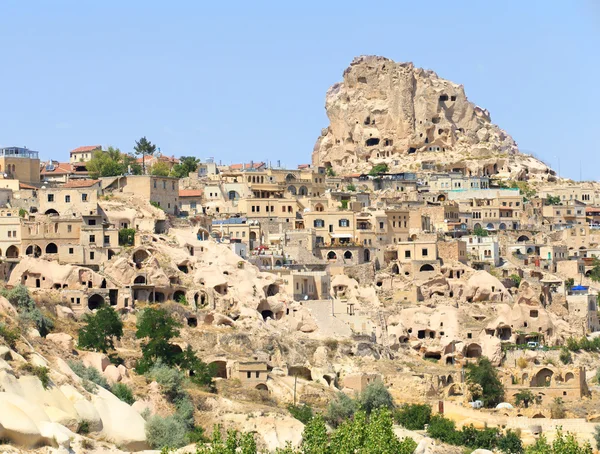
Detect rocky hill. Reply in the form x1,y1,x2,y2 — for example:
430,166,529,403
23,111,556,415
312,55,553,180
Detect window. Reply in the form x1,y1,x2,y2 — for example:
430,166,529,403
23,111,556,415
163,181,166,189
379,222,384,229
88,219,96,226
7,231,11,238
69,248,74,254
172,182,175,190
422,248,428,256
104,235,110,244
255,371,259,378
90,251,95,260
405,250,411,258
153,180,157,188
246,371,251,379
89,234,96,243
190,202,197,209
339,219,350,227
67,225,72,233
82,193,88,202
314,219,325,228
65,195,71,203
47,194,54,202
12,230,16,237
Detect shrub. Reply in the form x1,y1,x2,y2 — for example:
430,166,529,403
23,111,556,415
550,397,565,419
517,357,528,369
514,389,535,408
176,294,188,305
369,163,389,176
18,208,27,218
21,363,51,389
346,184,356,192
77,420,90,435
146,362,186,401
2,285,54,337
145,413,188,450
326,392,359,427
559,348,572,365
288,404,313,424
594,425,600,451
111,382,135,405
0,322,20,347
394,403,431,430
474,225,489,237
358,379,394,414
78,305,123,353
510,274,522,288
499,429,523,454
526,430,592,453
118,228,136,246
68,360,109,391
427,415,460,444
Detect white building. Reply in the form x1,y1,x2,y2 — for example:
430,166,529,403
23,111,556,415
463,235,500,266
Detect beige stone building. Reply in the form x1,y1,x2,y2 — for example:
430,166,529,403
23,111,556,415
0,209,22,259
0,147,40,184
120,175,179,215
70,145,101,163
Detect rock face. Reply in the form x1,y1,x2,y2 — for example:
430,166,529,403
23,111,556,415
312,55,552,180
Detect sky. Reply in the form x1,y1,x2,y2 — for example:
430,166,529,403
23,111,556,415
1,1,599,180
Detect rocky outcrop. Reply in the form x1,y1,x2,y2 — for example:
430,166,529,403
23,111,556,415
312,55,552,180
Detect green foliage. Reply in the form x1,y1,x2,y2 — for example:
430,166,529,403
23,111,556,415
565,278,575,290
134,137,157,174
466,356,504,408
559,348,572,365
2,285,54,337
565,335,600,353
176,294,188,305
588,258,600,283
325,391,359,427
288,404,313,424
0,322,20,347
146,412,189,450
550,397,565,419
346,184,356,192
78,305,123,353
194,425,256,454
135,308,182,372
510,274,522,288
326,167,335,177
150,201,164,210
340,200,349,210
514,389,535,408
77,420,90,435
171,156,200,178
87,146,141,178
21,363,51,389
18,208,27,218
510,181,537,201
499,429,524,454
473,225,489,237
594,425,600,451
150,161,171,177
68,360,109,391
358,380,394,415
181,346,216,387
301,415,328,454
524,429,592,453
394,403,431,430
111,382,135,405
118,228,136,246
546,195,562,206
146,362,187,401
368,163,389,176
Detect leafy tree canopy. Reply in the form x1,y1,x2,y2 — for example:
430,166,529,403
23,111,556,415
466,357,504,408
78,305,123,353
87,146,141,178
171,156,200,178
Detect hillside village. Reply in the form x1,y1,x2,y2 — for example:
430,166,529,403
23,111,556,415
2,56,600,453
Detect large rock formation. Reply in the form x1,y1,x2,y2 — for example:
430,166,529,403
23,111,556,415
312,55,552,180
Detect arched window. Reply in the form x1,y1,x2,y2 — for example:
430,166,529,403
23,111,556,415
327,251,337,260
343,251,353,259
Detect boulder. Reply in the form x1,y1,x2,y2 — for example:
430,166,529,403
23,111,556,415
0,396,43,447
103,364,122,384
0,296,17,317
0,346,11,360
46,333,74,350
55,305,75,320
81,352,110,372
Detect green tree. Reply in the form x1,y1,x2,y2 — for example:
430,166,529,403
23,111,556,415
135,308,182,372
111,382,135,404
525,430,592,454
78,305,123,353
134,136,157,174
301,415,329,454
466,357,504,408
510,274,522,288
179,345,215,387
559,348,572,365
588,258,600,283
118,228,136,246
150,160,171,176
368,163,389,176
326,167,335,177
359,380,394,414
473,225,489,237
498,429,524,454
288,404,313,424
514,389,535,408
346,184,356,192
171,156,200,178
594,425,600,451
394,403,431,430
87,146,141,178
550,397,565,419
546,195,561,206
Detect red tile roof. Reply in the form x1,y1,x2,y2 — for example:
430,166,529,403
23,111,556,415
70,145,101,154
179,189,203,197
40,162,72,175
62,179,100,188
19,183,37,190
297,164,310,169
230,162,265,170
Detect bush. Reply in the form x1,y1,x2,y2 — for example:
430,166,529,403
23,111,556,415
427,415,458,443
2,285,54,337
358,379,394,414
146,362,186,401
526,429,592,453
514,389,535,408
594,425,600,451
326,392,359,427
510,274,522,288
18,208,27,218
394,403,431,430
21,363,51,389
77,420,90,435
346,184,356,192
517,357,528,369
118,228,136,246
288,404,313,424
0,322,20,347
68,360,109,391
499,429,523,454
550,397,565,419
559,348,572,365
111,382,135,405
474,225,489,237
78,305,123,353
145,413,189,450
369,163,389,176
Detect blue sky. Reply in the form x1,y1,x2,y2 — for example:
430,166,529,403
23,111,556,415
1,1,598,180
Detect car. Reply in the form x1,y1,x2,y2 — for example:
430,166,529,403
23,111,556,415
527,341,539,349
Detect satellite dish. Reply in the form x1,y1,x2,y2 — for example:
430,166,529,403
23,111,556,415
303,295,308,301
